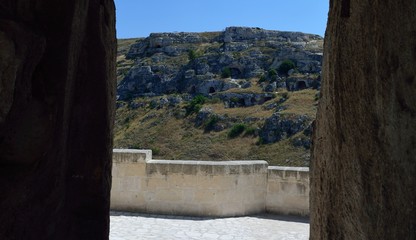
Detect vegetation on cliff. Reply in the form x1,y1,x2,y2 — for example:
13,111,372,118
115,27,323,166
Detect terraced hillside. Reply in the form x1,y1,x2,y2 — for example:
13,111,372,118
114,27,323,166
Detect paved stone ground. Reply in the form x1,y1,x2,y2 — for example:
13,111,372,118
110,211,309,240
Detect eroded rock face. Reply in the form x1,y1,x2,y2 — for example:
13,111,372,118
117,27,323,99
0,1,116,239
311,1,416,239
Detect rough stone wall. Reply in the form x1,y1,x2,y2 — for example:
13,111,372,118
0,1,116,239
311,1,416,239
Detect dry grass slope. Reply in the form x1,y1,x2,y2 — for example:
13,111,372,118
114,36,319,167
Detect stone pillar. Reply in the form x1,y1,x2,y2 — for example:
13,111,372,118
0,0,116,239
311,1,416,239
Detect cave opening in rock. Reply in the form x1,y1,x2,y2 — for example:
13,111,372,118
296,81,307,90
229,67,242,79
209,87,216,93
264,96,273,102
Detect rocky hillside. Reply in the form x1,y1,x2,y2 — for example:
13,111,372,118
115,27,323,166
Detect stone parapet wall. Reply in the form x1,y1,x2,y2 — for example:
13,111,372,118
266,166,309,216
111,149,309,217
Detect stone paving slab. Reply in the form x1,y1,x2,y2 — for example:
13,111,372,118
110,211,309,240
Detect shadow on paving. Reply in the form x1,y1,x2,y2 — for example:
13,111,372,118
110,211,309,224
254,214,309,224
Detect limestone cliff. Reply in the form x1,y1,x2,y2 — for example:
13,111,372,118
117,27,323,99
115,27,322,166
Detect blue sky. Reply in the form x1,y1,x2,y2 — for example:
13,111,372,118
115,0,329,39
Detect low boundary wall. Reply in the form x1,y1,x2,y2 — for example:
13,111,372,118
266,166,309,216
111,149,309,217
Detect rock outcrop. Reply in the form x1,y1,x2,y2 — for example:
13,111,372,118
259,113,311,144
117,27,323,100
0,1,116,239
311,1,416,239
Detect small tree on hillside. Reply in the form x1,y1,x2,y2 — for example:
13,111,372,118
278,60,296,76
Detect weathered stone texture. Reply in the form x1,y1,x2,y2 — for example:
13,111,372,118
0,1,116,239
311,1,416,239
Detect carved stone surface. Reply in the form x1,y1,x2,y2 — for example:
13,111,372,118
0,1,116,239
311,1,416,239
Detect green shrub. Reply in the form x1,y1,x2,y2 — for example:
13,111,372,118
278,60,296,75
258,74,267,83
185,95,207,116
221,67,231,78
130,144,141,149
204,115,219,132
244,126,257,137
191,95,207,105
268,68,277,77
228,123,246,138
151,147,160,156
280,91,289,99
230,97,239,103
314,92,320,101
188,49,203,61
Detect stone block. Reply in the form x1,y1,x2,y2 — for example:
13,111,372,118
253,163,268,173
194,189,217,203
243,202,265,215
146,163,158,175
221,201,244,216
167,174,198,188
215,189,240,203
196,175,214,189
209,176,237,190
111,177,121,191
111,164,120,177
199,204,221,217
182,164,198,175
146,201,174,215
198,164,213,175
181,175,199,187
155,189,182,202
113,149,149,163
267,180,281,193
298,171,309,181
118,163,146,176
240,164,253,174
182,189,195,203
228,165,241,174
175,203,201,216
285,170,297,180
155,163,170,175
212,165,226,175
268,169,284,179
169,163,183,174
120,177,141,192
235,175,252,187
253,175,267,187
145,177,168,189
